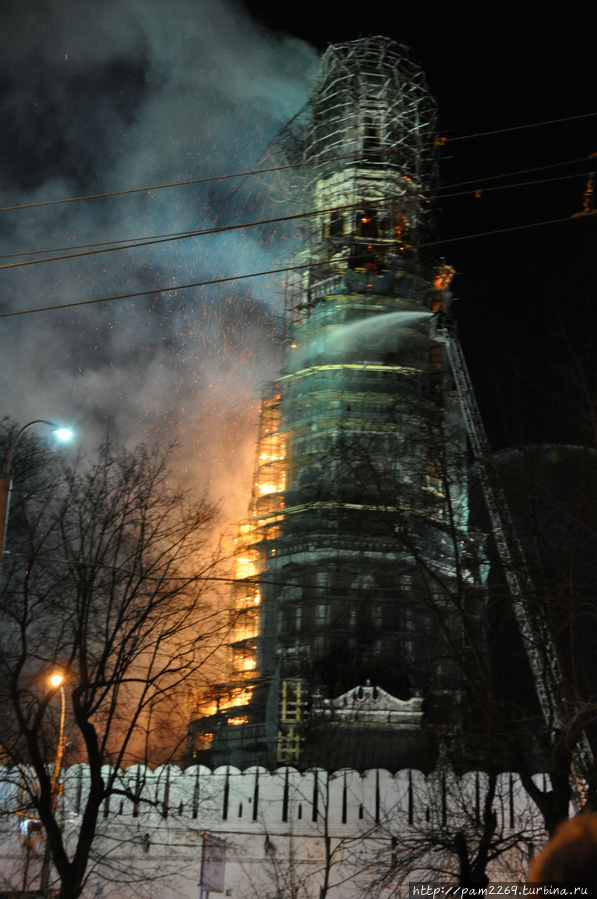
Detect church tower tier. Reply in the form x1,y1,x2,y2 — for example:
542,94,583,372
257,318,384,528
189,37,486,771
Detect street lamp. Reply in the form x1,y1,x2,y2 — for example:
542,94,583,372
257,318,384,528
47,673,66,802
0,420,73,570
40,671,67,894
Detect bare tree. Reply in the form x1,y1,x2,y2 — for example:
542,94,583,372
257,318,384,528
310,390,568,880
0,435,223,899
357,767,544,895
483,443,597,834
244,769,369,899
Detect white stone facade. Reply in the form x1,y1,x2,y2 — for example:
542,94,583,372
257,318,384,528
0,765,548,898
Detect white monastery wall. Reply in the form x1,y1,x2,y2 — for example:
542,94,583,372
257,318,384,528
0,766,549,898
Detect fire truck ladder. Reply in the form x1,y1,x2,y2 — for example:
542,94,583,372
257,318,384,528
439,322,593,808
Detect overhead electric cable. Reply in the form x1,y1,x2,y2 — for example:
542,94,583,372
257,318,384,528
0,112,594,214
442,111,597,145
434,156,589,193
0,168,591,272
1,208,595,320
418,212,594,249
0,260,318,318
433,170,591,204
0,197,419,270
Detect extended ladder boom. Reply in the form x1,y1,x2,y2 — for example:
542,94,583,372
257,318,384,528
439,323,592,804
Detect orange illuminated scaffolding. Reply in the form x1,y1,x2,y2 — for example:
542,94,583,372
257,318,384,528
228,388,285,683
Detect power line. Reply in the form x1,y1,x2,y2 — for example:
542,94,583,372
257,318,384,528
0,197,424,271
1,209,595,321
441,111,597,145
0,164,590,272
434,156,590,193
0,214,305,272
432,171,590,207
0,260,312,318
0,111,594,214
419,210,596,249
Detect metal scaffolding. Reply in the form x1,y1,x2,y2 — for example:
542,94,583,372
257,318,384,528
190,38,484,771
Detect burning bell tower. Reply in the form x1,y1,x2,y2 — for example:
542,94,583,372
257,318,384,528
190,37,486,770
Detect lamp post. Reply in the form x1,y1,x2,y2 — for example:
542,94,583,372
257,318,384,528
0,420,73,571
48,674,66,801
40,672,67,895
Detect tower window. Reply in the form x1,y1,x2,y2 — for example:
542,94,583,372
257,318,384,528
329,211,344,237
357,209,378,238
314,635,327,656
363,115,381,164
315,604,329,627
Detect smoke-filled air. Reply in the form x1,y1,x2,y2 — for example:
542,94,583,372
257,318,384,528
0,0,318,519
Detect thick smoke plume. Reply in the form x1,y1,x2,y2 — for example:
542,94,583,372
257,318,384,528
0,0,318,518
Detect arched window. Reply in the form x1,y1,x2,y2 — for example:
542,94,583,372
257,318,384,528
329,210,344,237
363,114,381,164
356,207,377,238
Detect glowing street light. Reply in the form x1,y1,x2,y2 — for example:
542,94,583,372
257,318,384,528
47,671,66,796
0,420,74,571
40,670,67,893
53,429,73,443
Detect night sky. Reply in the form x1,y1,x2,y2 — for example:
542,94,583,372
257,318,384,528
1,0,595,521
246,2,597,448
